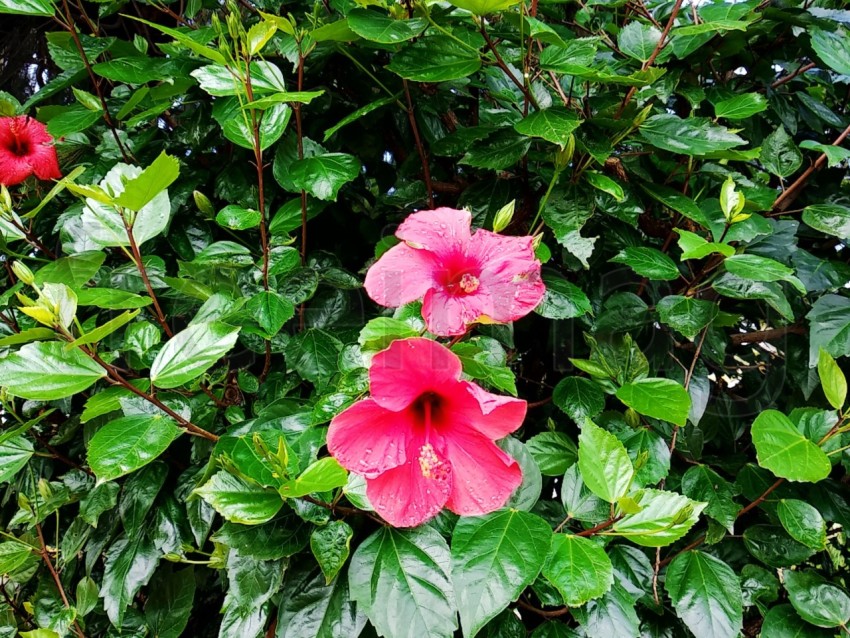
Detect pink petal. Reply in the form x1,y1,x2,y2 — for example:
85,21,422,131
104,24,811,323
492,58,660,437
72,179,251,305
444,429,522,516
369,338,463,411
327,398,412,477
366,436,451,527
451,381,527,440
468,230,545,324
0,149,33,186
396,208,472,256
364,242,438,309
421,287,489,337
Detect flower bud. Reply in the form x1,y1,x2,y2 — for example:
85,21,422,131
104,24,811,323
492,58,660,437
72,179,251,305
12,261,34,286
0,185,11,211
193,190,215,217
492,200,515,233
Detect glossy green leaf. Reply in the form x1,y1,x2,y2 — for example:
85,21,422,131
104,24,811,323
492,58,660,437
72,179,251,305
611,488,705,547
150,322,240,388
751,410,831,483
0,341,106,400
777,499,827,550
88,415,181,483
542,534,613,607
578,420,633,503
513,108,581,147
784,570,850,628
802,204,850,240
290,153,360,201
347,10,427,43
387,36,482,82
311,520,353,584
616,378,691,426
656,295,718,340
553,377,605,422
640,114,746,155
195,471,284,525
611,246,679,280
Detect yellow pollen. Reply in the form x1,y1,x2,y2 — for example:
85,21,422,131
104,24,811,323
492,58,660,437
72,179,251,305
418,444,449,480
459,273,480,293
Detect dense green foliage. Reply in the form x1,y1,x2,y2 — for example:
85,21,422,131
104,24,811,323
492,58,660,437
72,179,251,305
1,0,850,635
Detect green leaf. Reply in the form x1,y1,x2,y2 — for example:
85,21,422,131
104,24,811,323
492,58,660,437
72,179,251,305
446,0,518,14
535,273,592,319
150,322,240,389
543,534,612,607
102,535,160,626
611,247,679,280
616,378,691,426
387,36,482,82
460,130,532,170
75,288,152,309
323,95,399,142
277,562,366,638
216,205,262,230
311,520,353,584
0,540,32,575
66,309,140,349
611,488,705,547
712,274,794,322
808,295,850,364
553,377,605,422
724,254,805,294
35,251,105,287
640,114,746,155
640,183,705,224
818,348,847,410
578,420,633,503
810,27,850,76
350,526,457,638
777,499,827,550
761,605,832,638
513,108,581,147
0,435,34,484
88,415,181,483
289,153,360,201
675,229,735,260
526,432,577,477
714,93,767,120
284,328,342,383
784,570,850,628
681,465,738,533
145,566,196,638
656,295,718,340
279,458,348,498
347,10,427,43
0,0,53,15
561,464,608,523
665,551,743,638
247,291,295,336
743,525,816,568
572,582,639,637
584,171,624,201
751,410,831,483
114,152,179,212
618,21,661,62
452,339,517,396
213,515,310,561
359,317,419,352
798,140,850,168
802,204,850,240
452,510,552,637
195,471,284,525
760,127,802,178
190,61,285,96
0,341,106,400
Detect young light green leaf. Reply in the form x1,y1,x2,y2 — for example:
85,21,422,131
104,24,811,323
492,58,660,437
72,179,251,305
542,534,613,607
150,322,240,388
88,415,181,483
818,348,847,410
616,378,691,426
578,420,634,503
0,341,106,400
751,410,831,483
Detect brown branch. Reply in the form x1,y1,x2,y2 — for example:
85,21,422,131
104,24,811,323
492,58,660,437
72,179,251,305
480,23,539,109
770,61,815,89
772,121,850,213
294,47,309,334
36,523,86,638
403,80,435,209
737,478,785,518
7,217,57,259
515,598,571,618
729,324,805,345
615,0,685,119
59,0,131,163
576,515,622,537
123,218,173,338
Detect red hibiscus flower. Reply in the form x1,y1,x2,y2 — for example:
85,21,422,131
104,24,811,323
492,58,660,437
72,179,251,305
0,116,62,187
328,337,525,527
364,207,546,336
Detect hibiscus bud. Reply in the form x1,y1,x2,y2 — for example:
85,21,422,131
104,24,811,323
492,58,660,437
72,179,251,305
632,104,652,129
624,408,640,428
0,185,11,211
193,190,215,217
163,553,183,562
492,200,515,233
555,134,575,170
11,261,34,286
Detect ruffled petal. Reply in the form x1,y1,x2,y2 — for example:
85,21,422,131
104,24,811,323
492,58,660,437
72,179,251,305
468,230,545,324
369,337,463,411
444,381,526,440
0,149,34,186
327,398,413,477
366,436,451,527
364,242,438,308
421,287,489,337
396,208,472,256
444,429,522,516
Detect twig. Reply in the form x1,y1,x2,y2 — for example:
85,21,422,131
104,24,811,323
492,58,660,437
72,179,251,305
59,0,131,163
772,122,850,213
479,22,539,109
123,218,173,338
515,598,571,618
7,217,57,259
770,61,815,89
729,324,805,345
576,515,622,537
35,523,86,638
615,0,685,119
403,80,434,209
737,478,784,518
294,47,309,334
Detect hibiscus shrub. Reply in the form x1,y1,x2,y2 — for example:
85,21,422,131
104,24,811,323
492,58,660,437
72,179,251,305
2,0,850,635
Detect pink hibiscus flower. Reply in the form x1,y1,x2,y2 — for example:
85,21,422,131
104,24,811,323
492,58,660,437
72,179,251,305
364,207,545,336
328,337,525,527
0,116,62,187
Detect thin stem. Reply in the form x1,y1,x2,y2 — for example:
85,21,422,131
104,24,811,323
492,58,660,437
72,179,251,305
403,80,434,208
36,523,86,638
479,22,539,110
7,217,57,259
123,216,172,338
294,47,309,333
770,61,815,89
